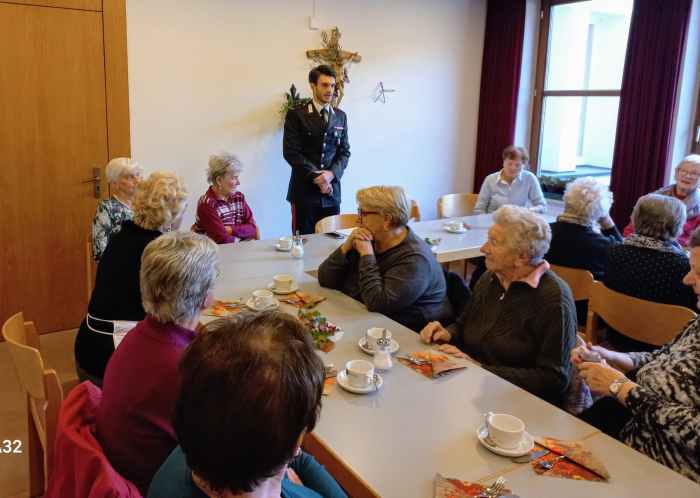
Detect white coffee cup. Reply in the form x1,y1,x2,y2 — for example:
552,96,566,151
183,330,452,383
365,327,392,351
485,412,525,449
345,359,374,388
273,274,295,292
278,236,292,250
252,289,274,310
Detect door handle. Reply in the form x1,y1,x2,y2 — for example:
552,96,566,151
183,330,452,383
82,167,101,199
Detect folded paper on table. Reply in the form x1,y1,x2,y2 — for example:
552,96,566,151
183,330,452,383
531,437,610,481
278,291,326,308
434,473,513,498
398,351,467,379
202,299,243,318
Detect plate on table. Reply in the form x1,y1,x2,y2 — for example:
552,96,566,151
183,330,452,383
275,243,292,252
245,297,280,312
267,283,300,294
358,337,400,355
443,224,468,234
477,425,534,457
336,370,383,394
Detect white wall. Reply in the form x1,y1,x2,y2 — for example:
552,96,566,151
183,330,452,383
125,0,486,237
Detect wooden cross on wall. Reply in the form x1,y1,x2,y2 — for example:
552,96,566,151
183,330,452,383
306,27,361,108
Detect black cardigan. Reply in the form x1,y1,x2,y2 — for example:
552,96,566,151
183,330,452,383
74,221,161,379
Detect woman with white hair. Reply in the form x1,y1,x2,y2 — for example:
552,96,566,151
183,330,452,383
546,177,622,280
95,231,219,494
75,171,188,386
91,157,143,260
194,152,257,244
420,205,577,405
318,185,452,332
623,155,700,246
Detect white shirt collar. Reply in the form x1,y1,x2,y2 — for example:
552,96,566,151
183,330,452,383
497,169,522,185
311,99,333,115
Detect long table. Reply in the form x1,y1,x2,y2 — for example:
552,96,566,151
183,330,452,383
209,215,700,497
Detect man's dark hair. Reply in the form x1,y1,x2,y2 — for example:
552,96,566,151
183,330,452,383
174,311,324,493
309,64,336,84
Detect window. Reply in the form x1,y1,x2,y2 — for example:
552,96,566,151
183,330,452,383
531,0,634,191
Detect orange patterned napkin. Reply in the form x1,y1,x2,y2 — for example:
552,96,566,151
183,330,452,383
278,291,327,309
434,473,512,498
531,437,610,481
398,351,467,379
202,299,243,317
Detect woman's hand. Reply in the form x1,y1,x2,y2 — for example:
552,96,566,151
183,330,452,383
436,344,469,359
420,321,451,344
578,360,626,396
341,227,373,254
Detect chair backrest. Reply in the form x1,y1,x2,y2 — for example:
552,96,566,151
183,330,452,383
255,225,261,240
315,213,359,234
2,312,63,496
409,199,421,222
437,193,479,218
549,265,595,301
443,270,471,326
585,281,697,346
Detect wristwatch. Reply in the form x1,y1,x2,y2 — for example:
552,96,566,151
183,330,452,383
609,376,629,397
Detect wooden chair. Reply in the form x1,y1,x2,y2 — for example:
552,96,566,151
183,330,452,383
2,312,64,497
315,213,359,234
437,193,479,218
585,281,697,346
409,199,421,222
549,264,594,301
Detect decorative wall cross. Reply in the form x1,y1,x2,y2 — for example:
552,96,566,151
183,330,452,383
306,27,361,107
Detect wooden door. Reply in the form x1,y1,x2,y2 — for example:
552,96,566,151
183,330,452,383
0,1,129,333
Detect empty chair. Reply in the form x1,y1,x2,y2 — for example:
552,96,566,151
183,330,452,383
550,265,594,302
2,311,64,497
315,213,360,233
409,199,421,221
437,193,479,218
586,281,696,346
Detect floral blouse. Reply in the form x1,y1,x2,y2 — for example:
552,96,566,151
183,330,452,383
92,197,133,260
622,316,700,483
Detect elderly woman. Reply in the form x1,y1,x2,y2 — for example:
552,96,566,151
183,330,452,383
148,312,346,498
74,171,188,385
546,177,622,279
318,186,452,332
473,145,546,214
96,231,219,494
420,205,577,405
91,157,142,260
624,155,700,246
194,152,257,244
573,229,700,483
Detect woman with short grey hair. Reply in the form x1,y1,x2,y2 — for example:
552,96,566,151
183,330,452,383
95,231,219,493
605,193,695,350
546,177,622,281
194,152,257,244
421,205,577,406
92,157,143,260
318,185,452,332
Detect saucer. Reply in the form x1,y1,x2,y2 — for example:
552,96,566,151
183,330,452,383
358,337,400,355
336,370,383,394
267,282,299,294
443,224,467,234
275,244,292,252
245,297,280,312
476,425,534,457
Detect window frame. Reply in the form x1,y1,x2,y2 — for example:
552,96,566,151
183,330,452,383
530,0,626,174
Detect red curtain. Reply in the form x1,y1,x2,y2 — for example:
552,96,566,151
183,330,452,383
473,0,526,193
610,0,692,226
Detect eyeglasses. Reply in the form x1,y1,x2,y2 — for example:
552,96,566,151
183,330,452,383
677,169,700,179
357,209,380,220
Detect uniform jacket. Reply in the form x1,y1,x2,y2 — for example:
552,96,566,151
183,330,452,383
283,102,350,207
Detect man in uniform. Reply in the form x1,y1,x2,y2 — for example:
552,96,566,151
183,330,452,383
283,65,351,234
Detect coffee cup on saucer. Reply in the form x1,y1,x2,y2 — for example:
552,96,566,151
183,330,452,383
272,274,295,292
252,289,275,310
345,359,375,388
278,236,293,250
445,220,464,232
485,412,525,449
365,327,392,351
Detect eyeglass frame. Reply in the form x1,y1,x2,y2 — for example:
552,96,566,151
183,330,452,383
357,208,381,220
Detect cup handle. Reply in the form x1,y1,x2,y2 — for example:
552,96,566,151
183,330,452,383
484,411,494,431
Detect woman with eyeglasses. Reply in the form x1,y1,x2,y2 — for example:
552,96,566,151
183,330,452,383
623,155,700,246
318,186,452,332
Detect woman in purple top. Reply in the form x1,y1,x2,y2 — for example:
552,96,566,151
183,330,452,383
194,152,258,244
95,231,219,494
